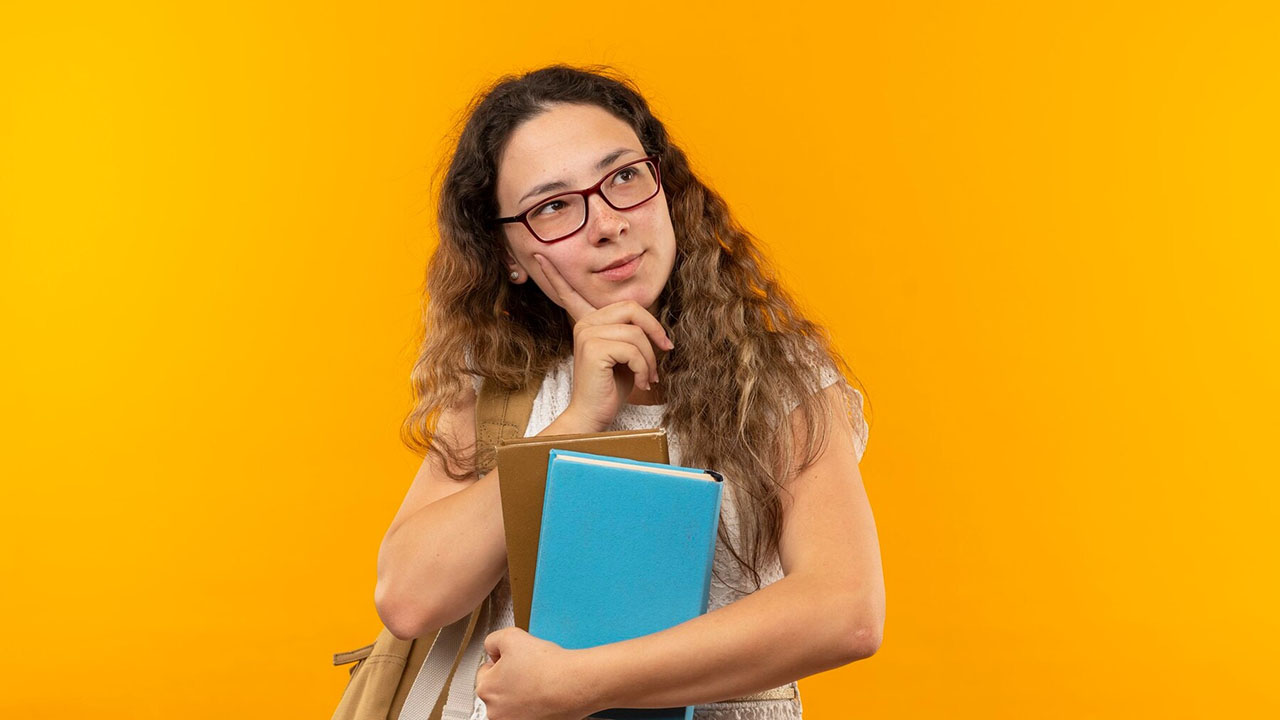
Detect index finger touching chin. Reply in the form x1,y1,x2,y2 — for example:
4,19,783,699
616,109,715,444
533,253,598,322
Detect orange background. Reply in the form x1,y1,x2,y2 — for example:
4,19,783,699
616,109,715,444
2,1,1277,717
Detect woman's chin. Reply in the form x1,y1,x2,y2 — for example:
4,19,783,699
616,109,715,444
592,285,660,314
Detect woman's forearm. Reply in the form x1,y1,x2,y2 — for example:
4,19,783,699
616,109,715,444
375,411,598,638
575,573,879,712
375,466,508,637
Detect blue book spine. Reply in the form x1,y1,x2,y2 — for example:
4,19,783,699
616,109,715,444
530,449,724,720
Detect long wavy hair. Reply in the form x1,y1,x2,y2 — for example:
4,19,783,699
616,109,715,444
402,64,869,591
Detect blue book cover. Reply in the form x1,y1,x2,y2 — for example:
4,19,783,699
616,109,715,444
529,449,725,720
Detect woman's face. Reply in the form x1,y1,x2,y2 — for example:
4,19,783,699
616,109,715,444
495,103,677,316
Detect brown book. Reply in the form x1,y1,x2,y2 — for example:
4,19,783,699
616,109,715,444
496,428,669,631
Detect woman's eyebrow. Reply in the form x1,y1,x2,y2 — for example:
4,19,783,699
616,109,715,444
517,147,639,206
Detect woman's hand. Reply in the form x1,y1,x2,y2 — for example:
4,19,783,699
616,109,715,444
533,253,674,433
475,626,600,720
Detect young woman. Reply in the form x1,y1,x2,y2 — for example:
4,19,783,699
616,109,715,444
375,65,885,720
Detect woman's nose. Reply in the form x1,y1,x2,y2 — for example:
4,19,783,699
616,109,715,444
586,192,628,242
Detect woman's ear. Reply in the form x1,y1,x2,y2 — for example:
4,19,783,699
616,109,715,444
503,250,527,284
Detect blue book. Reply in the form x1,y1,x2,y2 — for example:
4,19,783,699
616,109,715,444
529,449,725,720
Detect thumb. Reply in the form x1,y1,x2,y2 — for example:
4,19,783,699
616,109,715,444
483,628,506,664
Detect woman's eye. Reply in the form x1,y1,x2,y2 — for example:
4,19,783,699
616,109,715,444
612,167,637,184
533,200,566,216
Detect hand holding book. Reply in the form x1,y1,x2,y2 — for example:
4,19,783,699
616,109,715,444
475,624,593,720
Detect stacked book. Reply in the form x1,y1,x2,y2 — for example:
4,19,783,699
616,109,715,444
496,429,724,720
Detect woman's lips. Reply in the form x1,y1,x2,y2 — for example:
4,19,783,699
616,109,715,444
594,251,644,281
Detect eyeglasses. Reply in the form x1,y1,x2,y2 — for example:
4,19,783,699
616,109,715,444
495,155,662,243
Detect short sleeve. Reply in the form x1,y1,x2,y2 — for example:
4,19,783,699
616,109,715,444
815,363,870,464
843,383,870,464
778,355,871,462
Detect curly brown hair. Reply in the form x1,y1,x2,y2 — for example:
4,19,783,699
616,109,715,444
402,63,869,591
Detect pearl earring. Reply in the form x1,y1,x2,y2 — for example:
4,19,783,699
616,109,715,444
509,271,519,281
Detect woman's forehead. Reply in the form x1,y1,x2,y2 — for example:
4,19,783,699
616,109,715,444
497,104,643,202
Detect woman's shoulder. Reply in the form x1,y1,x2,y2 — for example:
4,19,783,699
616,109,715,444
781,338,870,463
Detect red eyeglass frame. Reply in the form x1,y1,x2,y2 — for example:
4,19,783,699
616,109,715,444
494,155,662,243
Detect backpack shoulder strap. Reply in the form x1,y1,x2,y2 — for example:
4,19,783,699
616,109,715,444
473,374,543,477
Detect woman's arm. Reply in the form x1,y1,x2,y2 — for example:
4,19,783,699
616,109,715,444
573,381,885,710
374,390,597,640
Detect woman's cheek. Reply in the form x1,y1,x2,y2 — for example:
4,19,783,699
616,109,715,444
552,254,593,286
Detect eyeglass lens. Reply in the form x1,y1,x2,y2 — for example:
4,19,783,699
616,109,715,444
526,160,659,241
